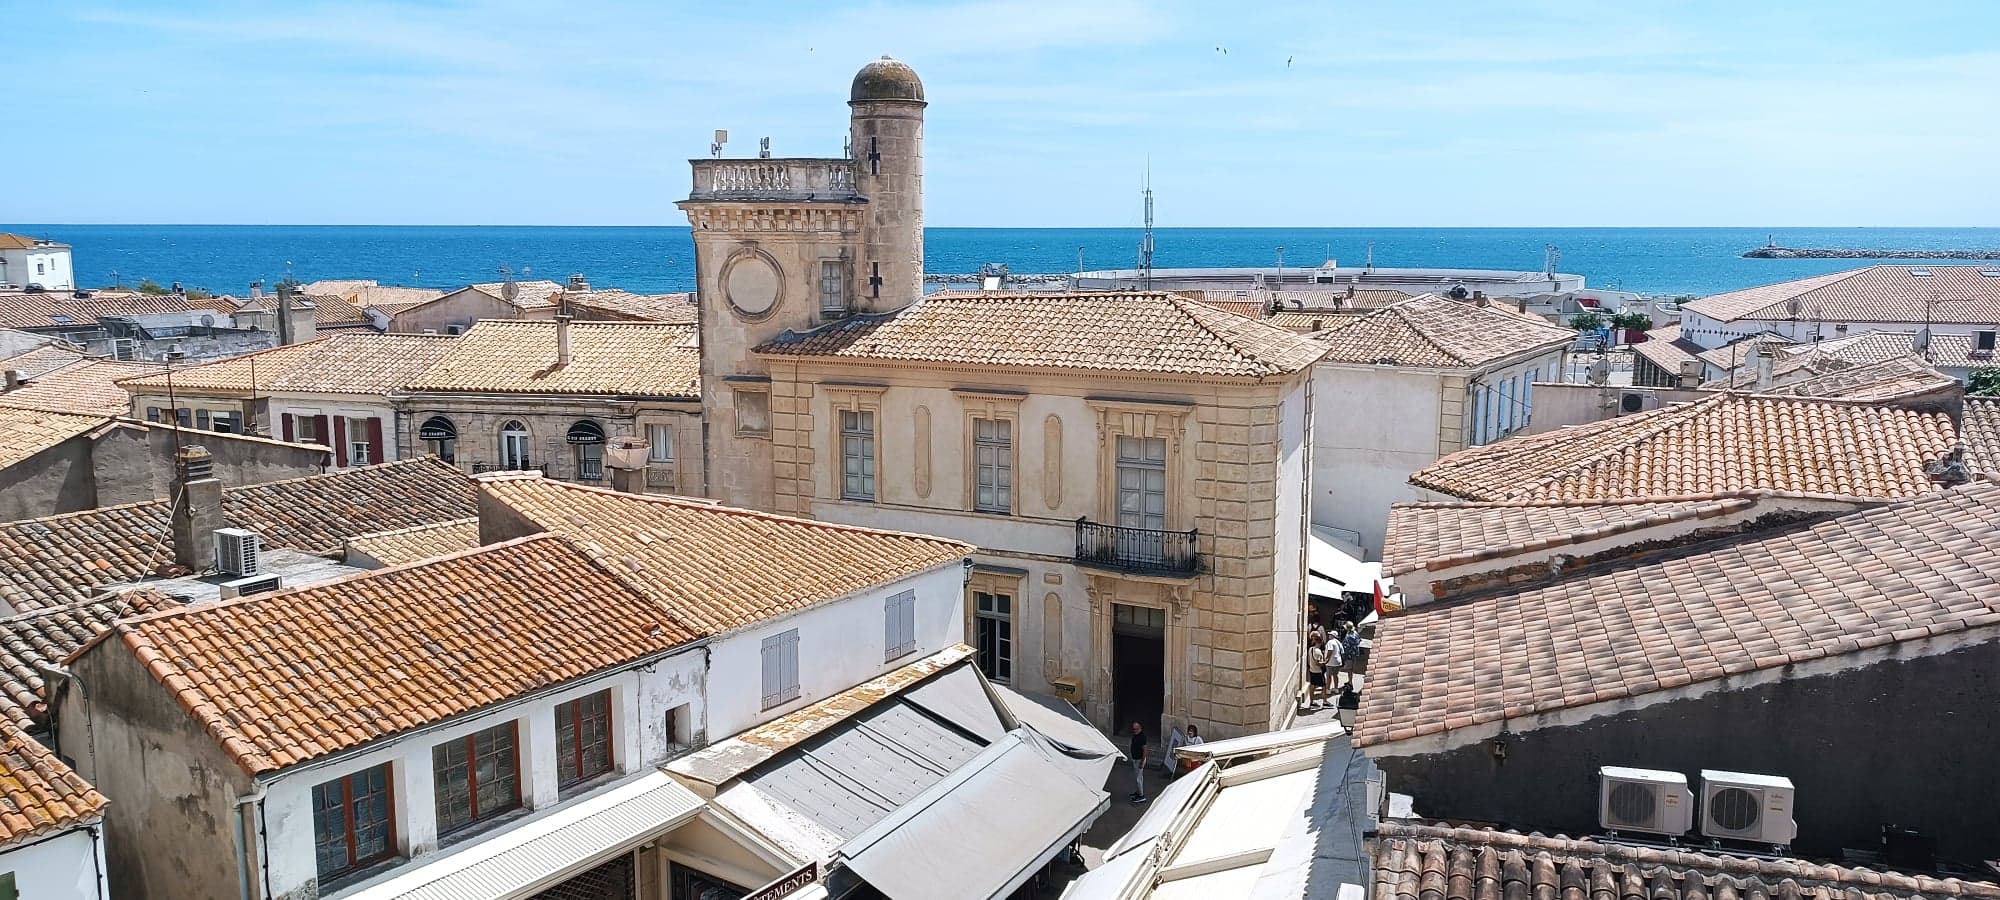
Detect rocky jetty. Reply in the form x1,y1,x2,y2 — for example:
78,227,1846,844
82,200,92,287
924,272,1071,285
1743,247,2000,260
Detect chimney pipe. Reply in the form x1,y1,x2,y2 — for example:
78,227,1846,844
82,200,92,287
2,369,20,392
170,445,223,572
1754,344,1778,391
275,283,294,345
555,315,573,367
1473,291,1491,307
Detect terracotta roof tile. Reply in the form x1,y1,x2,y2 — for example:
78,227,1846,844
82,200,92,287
469,280,565,310
1313,294,1574,368
1370,823,2000,900
408,320,699,397
565,290,698,324
344,518,480,567
0,590,183,730
1684,265,2000,325
0,718,106,847
0,407,105,469
1962,398,2000,475
1267,311,1366,334
100,534,702,774
1357,482,2000,748
0,345,89,379
1694,332,1796,372
115,340,326,395
0,457,476,611
266,332,460,394
1382,495,1764,577
0,358,162,416
755,291,1327,378
1781,329,1989,370
0,292,204,330
1630,323,1705,377
1410,393,1959,502
1765,355,1960,403
479,475,972,634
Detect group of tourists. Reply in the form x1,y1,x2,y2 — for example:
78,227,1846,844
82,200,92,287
1305,619,1362,709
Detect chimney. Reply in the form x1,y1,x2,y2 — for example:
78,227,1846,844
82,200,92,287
2,369,21,392
170,445,223,572
1473,291,1491,307
1517,296,1529,314
275,283,294,345
555,315,573,367
567,273,591,294
1345,282,1356,299
1754,343,1779,391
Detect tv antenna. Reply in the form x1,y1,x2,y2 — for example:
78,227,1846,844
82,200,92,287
1544,244,1561,278
758,137,772,159
1138,161,1155,291
711,129,728,158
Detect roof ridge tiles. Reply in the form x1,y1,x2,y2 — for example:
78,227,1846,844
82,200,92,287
474,473,976,546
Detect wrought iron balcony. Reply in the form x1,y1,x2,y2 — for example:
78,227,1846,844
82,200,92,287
1075,518,1200,577
687,158,859,202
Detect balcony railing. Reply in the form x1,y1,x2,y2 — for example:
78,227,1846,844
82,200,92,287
687,158,859,202
1075,518,1200,577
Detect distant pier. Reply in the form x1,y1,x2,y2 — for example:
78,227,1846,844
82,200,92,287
1743,247,2000,260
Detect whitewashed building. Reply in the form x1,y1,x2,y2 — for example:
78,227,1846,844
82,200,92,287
0,722,110,900
0,233,74,291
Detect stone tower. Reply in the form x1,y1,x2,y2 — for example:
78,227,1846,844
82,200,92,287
848,56,926,312
678,56,926,509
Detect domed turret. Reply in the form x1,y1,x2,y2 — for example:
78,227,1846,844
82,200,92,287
850,56,925,103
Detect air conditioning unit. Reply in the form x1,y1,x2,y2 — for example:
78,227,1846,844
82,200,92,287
219,574,283,599
1699,770,1797,845
1599,766,1694,836
214,528,262,577
1620,392,1646,414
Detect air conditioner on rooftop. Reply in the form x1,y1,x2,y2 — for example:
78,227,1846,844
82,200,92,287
214,527,261,577
1699,770,1797,847
1599,766,1694,836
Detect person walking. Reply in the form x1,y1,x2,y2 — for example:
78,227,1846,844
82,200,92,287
1338,621,1364,690
1306,633,1329,708
1127,721,1151,803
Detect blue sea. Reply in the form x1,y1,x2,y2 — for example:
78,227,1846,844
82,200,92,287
3,225,1996,298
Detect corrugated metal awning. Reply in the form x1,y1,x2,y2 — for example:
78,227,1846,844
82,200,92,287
344,771,705,900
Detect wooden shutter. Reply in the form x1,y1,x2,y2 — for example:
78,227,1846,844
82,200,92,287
783,631,800,702
761,636,782,708
366,417,385,464
331,416,349,466
281,414,294,441
312,414,331,449
885,595,898,659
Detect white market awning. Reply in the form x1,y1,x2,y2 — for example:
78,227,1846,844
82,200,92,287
344,771,705,900
1308,527,1389,599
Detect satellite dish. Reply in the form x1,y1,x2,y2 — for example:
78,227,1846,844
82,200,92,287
200,314,215,327
501,281,520,302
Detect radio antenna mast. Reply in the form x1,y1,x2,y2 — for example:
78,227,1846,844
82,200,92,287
1139,160,1155,292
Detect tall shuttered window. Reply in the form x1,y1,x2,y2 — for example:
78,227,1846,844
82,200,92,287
841,410,876,501
884,590,917,660
974,590,1013,682
1114,437,1168,532
973,418,1013,514
761,629,801,709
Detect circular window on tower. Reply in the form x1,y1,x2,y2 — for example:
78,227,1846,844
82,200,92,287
721,248,784,321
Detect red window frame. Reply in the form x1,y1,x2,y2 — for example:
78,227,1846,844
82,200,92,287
555,690,614,788
432,722,521,836
311,763,396,881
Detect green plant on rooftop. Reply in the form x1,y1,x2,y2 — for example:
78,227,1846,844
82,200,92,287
1610,310,1653,331
1969,368,2000,397
1568,311,1607,332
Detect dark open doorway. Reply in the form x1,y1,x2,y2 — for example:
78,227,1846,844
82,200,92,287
1111,603,1166,741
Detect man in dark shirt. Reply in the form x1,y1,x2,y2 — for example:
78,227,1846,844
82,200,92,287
1127,721,1150,803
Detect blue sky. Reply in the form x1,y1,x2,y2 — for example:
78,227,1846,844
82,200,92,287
11,0,1998,227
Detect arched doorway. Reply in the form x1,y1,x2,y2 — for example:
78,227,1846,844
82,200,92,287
567,420,606,481
418,416,457,463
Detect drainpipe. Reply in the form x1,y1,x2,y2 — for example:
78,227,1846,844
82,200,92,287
234,781,269,900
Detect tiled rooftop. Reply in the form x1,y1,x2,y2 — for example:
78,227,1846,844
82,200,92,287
1963,398,2000,476
566,290,698,324
1371,823,2000,900
1381,495,1762,578
1767,355,1960,403
479,474,973,635
237,293,371,328
266,332,460,394
407,320,699,397
1694,332,1796,372
470,280,565,309
755,291,1327,378
1357,481,2000,749
1267,311,1366,334
115,340,325,395
0,345,88,379
0,590,182,730
0,291,205,330
0,457,476,610
0,407,106,469
1784,329,1986,370
1684,265,2000,324
0,718,106,847
92,534,702,774
344,517,480,567
1312,294,1574,368
1409,393,1959,502
1630,323,1704,378
0,358,162,416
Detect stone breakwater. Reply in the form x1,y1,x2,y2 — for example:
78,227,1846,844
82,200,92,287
1744,247,2000,260
924,272,1071,284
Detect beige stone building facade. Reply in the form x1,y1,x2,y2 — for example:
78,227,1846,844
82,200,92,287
680,58,1326,739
